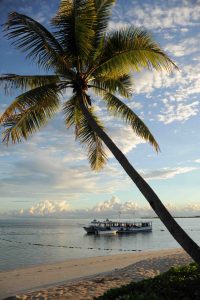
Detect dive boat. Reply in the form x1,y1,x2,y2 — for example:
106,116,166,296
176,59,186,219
83,219,152,235
83,219,100,234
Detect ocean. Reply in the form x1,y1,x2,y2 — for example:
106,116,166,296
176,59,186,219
0,217,200,271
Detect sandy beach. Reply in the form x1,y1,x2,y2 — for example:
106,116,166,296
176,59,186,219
0,248,193,299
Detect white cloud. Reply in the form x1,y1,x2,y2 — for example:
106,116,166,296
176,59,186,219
132,61,200,124
28,200,71,216
106,125,146,156
0,138,132,201
185,203,200,214
140,166,197,180
157,101,199,124
165,36,200,57
9,196,200,218
128,102,143,110
165,44,185,57
133,63,200,101
113,1,200,31
108,20,129,31
194,159,200,163
134,70,176,95
10,196,141,218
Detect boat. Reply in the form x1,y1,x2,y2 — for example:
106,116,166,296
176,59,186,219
83,219,152,235
94,221,118,235
83,219,100,234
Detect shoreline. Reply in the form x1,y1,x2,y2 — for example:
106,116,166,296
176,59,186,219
0,248,192,299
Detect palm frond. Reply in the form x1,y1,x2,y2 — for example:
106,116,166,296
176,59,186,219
0,83,62,126
52,0,97,63
63,95,107,170
94,0,115,39
103,93,160,152
86,1,115,73
93,27,177,78
0,74,61,94
78,106,107,171
91,74,133,98
91,0,115,53
63,94,81,130
4,12,71,72
1,84,61,144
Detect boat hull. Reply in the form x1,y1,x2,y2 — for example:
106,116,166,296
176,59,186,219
117,227,152,233
96,229,117,235
83,226,96,234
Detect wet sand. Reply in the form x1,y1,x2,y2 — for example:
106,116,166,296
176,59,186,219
0,248,192,300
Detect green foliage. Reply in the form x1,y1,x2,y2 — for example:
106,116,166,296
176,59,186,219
95,263,200,300
93,27,177,78
52,0,97,62
94,0,115,40
63,95,107,170
91,74,133,98
0,74,60,94
4,12,69,72
103,93,160,152
1,84,61,143
0,0,177,170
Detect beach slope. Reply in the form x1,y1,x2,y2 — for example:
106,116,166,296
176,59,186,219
0,248,192,299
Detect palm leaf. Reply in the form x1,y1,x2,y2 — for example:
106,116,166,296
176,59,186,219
0,83,62,125
103,93,160,152
1,84,61,144
91,74,133,98
93,27,177,78
0,74,61,94
63,95,107,170
4,12,71,71
52,0,97,63
78,105,107,171
94,0,115,39
85,1,115,73
63,94,81,132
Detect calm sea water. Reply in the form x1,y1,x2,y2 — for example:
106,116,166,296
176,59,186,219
0,217,200,271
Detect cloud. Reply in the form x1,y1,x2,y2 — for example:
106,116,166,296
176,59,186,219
132,61,200,124
140,166,197,180
10,196,141,218
157,101,199,124
0,137,132,201
133,70,176,95
28,199,70,216
0,116,198,204
106,125,146,156
112,1,200,31
165,44,186,57
0,106,149,204
8,196,200,218
165,36,200,57
108,20,129,31
194,159,200,163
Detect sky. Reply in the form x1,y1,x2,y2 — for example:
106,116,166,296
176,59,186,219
0,0,200,218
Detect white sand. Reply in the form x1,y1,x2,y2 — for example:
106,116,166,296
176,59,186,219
0,248,192,300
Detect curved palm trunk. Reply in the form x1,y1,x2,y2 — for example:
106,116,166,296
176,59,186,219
80,101,200,264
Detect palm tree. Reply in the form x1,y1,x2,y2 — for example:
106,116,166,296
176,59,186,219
0,0,200,263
